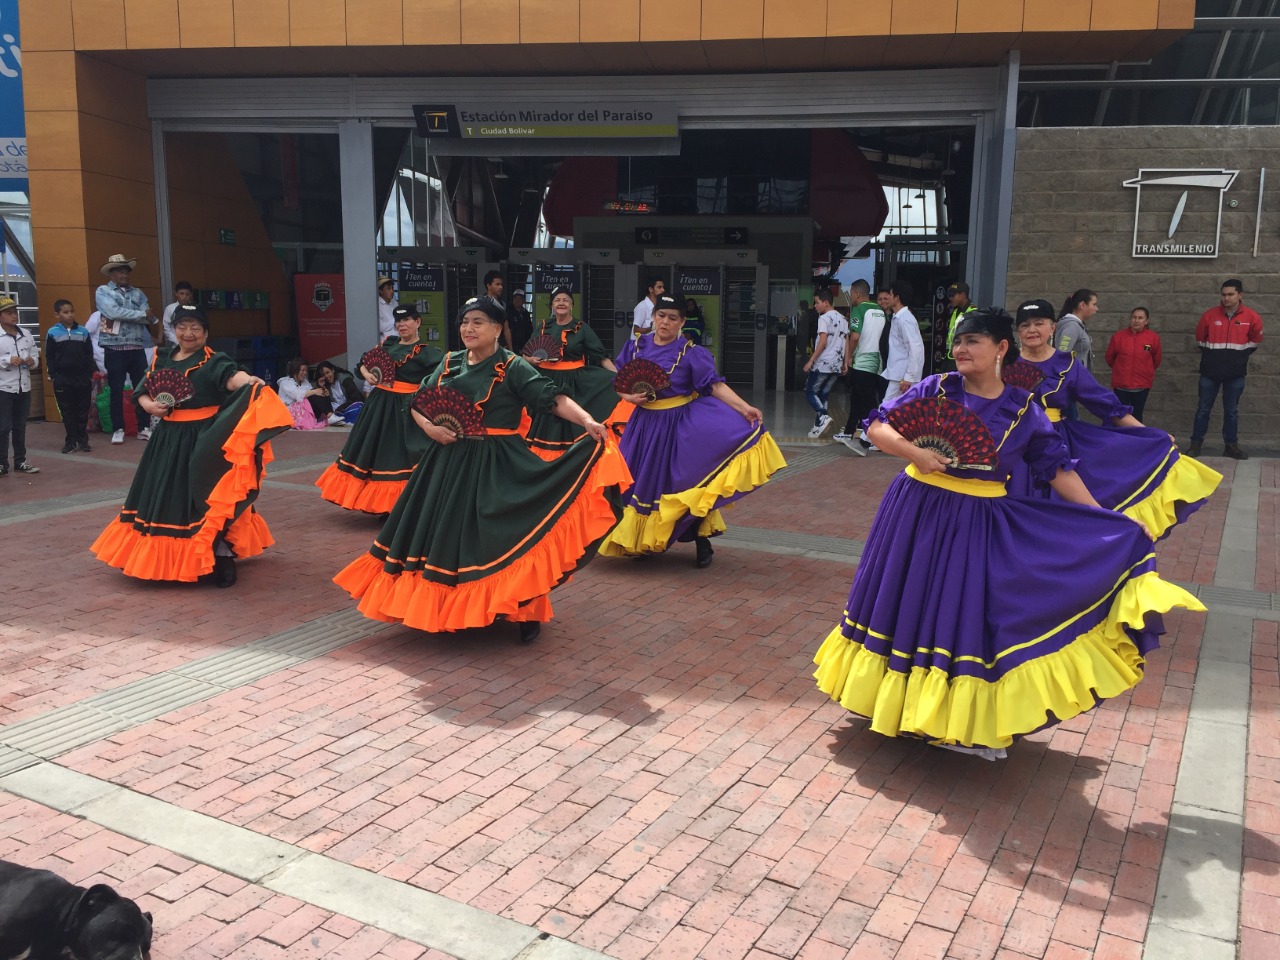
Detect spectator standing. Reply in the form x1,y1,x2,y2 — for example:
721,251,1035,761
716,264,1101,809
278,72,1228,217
803,290,848,438
1103,306,1162,422
160,280,195,346
45,298,96,453
1056,289,1097,370
509,289,534,354
95,253,155,444
943,280,977,361
0,297,39,476
377,276,397,342
1188,279,1263,459
84,310,107,374
632,277,665,338
682,298,706,345
833,279,888,455
881,280,925,405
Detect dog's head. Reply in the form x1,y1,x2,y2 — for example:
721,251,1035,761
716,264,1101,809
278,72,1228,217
70,884,153,960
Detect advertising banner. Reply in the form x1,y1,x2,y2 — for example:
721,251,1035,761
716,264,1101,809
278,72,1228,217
676,267,722,360
533,265,582,324
399,266,447,346
0,0,26,193
294,274,348,362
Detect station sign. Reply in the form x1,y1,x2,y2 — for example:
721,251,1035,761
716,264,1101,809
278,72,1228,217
414,103,677,140
1123,168,1238,258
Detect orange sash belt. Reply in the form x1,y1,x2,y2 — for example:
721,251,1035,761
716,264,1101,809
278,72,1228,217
538,359,585,371
166,405,220,422
378,381,419,394
484,427,520,436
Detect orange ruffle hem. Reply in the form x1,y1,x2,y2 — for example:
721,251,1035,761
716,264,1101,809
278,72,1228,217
334,440,631,632
315,463,409,514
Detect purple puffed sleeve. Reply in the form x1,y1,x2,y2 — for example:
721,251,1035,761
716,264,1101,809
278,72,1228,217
1022,402,1079,484
1069,364,1133,421
686,344,726,393
614,337,637,369
863,375,940,431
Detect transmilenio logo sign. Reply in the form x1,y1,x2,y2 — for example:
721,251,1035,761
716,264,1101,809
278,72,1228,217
1123,168,1238,258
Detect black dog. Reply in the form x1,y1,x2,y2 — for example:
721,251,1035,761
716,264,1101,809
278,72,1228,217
0,859,152,960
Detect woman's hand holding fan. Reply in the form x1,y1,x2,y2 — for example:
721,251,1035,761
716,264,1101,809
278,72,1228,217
360,347,396,385
885,398,1000,471
412,385,486,442
614,359,670,404
143,368,195,413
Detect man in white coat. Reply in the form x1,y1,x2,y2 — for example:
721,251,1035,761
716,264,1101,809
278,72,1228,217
881,280,925,404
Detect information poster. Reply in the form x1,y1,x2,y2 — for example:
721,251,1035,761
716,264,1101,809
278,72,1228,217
294,273,347,361
533,265,582,324
676,267,722,360
399,266,447,345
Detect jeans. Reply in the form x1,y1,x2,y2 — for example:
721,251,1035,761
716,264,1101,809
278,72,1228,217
105,347,150,434
1113,388,1149,423
843,370,888,435
0,389,30,467
804,370,840,422
53,380,92,444
1191,375,1246,443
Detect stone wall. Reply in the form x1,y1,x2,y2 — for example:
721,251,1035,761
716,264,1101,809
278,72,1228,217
1008,126,1279,448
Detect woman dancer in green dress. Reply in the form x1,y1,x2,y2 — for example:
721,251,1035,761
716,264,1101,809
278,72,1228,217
91,305,293,587
336,297,631,644
316,304,443,514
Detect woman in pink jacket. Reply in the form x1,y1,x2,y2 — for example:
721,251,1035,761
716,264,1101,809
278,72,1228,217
1104,306,1162,421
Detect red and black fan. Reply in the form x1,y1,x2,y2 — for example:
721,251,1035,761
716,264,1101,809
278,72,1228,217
614,358,670,401
412,386,486,438
1001,359,1045,393
359,346,397,384
144,368,195,409
522,335,563,362
886,397,999,471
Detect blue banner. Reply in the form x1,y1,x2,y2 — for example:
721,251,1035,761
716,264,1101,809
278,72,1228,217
0,0,25,194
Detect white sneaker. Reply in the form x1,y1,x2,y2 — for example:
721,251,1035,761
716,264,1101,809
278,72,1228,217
835,434,867,456
111,429,125,445
137,427,151,441
807,414,834,439
327,413,345,426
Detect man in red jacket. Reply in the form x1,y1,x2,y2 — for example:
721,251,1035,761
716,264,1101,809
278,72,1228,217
1188,279,1263,459
1104,306,1162,421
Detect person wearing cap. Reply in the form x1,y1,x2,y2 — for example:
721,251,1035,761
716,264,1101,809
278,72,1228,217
45,298,96,454
95,253,157,445
1004,298,1220,540
335,295,630,645
814,307,1202,759
942,280,976,367
377,276,398,342
316,303,443,514
91,304,293,588
0,296,40,476
522,284,619,460
600,292,787,568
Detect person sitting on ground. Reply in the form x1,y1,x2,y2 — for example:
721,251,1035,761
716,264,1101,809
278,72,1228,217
314,360,360,423
276,357,329,430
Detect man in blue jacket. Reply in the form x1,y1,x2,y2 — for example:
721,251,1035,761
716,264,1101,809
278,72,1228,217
95,254,156,444
46,299,97,454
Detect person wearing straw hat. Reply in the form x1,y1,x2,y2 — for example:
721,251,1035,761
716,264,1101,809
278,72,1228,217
377,276,397,342
94,254,157,445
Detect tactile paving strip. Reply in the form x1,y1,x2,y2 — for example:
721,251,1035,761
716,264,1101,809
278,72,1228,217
0,608,389,772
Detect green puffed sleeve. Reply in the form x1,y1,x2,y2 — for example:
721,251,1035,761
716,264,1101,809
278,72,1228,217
503,353,565,413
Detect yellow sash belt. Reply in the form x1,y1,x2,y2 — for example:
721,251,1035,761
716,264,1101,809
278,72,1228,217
1044,407,1063,423
905,463,1007,497
642,393,695,410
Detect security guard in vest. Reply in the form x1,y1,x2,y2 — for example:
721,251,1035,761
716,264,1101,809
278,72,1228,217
944,281,977,366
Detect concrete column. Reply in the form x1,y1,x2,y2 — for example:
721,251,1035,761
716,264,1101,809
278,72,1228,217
338,119,377,365
971,51,1019,307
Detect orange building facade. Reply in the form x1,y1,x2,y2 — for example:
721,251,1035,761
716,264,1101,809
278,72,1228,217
19,0,1193,395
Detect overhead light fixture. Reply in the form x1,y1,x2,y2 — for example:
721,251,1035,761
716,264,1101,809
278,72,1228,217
494,169,509,180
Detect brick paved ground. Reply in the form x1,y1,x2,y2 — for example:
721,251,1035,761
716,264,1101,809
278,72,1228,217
0,421,1261,958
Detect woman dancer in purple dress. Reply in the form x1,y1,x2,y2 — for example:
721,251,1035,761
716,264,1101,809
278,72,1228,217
1006,298,1220,539
813,309,1203,759
599,293,787,567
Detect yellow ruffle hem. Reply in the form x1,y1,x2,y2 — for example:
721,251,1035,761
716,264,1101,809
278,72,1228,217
813,571,1205,749
1119,453,1223,539
599,433,787,557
